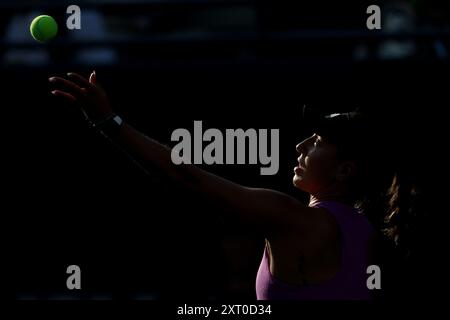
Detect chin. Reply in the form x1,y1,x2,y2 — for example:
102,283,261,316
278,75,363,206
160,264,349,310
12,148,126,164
293,174,305,190
294,174,316,194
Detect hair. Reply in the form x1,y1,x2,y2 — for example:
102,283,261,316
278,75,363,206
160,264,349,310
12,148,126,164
384,167,427,258
313,108,428,297
304,107,424,240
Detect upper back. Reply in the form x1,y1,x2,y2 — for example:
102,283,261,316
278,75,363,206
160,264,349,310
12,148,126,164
256,200,374,300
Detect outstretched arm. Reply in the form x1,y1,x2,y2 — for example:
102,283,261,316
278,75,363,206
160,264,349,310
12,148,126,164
49,71,321,237
113,123,305,233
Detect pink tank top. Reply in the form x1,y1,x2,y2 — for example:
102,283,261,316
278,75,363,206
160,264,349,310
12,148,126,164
255,200,374,300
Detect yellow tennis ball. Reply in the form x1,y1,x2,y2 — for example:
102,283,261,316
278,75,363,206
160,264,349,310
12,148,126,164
30,15,58,42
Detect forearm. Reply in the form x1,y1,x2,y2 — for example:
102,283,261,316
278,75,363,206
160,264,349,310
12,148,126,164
110,122,194,187
109,122,241,202
105,121,303,234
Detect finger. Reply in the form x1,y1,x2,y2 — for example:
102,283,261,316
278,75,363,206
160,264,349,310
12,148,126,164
49,76,85,97
89,70,97,85
67,72,96,92
51,90,77,103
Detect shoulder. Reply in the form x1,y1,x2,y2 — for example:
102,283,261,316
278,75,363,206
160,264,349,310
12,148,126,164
287,203,341,250
246,188,339,241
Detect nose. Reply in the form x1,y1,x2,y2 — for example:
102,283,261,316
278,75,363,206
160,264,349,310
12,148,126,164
296,142,304,154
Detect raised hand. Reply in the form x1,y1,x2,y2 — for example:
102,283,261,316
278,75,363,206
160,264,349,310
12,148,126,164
49,71,113,122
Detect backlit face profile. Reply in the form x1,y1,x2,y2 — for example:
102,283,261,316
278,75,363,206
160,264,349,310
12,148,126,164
293,133,342,195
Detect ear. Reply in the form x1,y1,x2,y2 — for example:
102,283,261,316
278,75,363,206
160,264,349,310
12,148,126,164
335,161,357,182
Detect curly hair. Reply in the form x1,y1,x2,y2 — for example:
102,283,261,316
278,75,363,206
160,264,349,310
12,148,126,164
384,171,425,259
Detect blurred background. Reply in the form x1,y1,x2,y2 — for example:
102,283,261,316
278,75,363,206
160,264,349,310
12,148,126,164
2,0,446,300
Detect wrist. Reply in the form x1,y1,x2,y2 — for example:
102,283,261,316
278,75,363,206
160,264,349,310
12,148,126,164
92,113,125,138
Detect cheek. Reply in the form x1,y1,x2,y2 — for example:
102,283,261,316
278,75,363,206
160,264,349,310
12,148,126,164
305,151,337,181
293,148,338,193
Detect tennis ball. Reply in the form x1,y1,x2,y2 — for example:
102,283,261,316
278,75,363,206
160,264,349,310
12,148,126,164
30,15,58,42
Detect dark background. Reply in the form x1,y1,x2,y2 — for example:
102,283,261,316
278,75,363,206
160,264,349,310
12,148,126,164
2,0,446,301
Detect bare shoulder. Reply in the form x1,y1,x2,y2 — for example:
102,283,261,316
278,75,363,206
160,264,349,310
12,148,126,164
244,188,339,240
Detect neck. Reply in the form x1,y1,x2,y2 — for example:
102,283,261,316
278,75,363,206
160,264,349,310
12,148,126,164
309,187,354,207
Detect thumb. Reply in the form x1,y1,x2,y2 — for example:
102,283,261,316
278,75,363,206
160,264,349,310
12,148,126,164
89,70,97,85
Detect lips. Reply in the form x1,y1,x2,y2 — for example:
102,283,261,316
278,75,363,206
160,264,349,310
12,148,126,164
294,165,305,175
